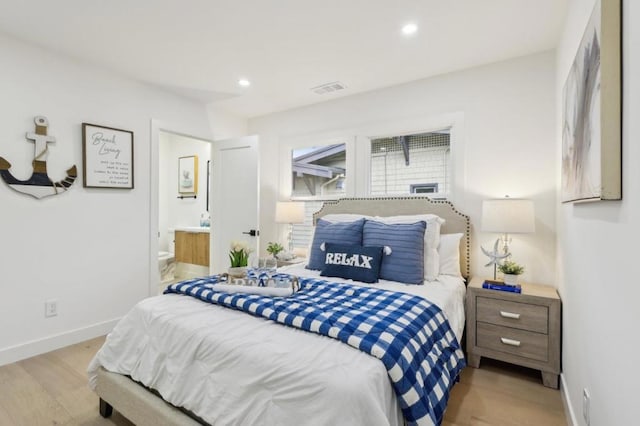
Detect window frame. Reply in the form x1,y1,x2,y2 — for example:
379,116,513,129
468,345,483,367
410,183,439,194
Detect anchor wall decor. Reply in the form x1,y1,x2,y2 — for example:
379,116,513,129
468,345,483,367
0,116,77,199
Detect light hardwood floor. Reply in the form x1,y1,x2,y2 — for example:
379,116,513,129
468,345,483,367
0,337,567,425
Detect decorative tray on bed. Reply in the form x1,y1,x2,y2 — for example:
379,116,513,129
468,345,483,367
219,272,300,292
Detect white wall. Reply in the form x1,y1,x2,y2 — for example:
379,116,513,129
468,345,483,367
0,33,217,364
158,132,211,252
207,105,249,141
249,51,557,285
556,1,637,424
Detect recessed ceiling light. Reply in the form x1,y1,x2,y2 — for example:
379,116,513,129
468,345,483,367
238,78,251,87
401,23,418,36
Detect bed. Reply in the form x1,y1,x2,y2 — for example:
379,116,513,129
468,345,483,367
88,196,471,426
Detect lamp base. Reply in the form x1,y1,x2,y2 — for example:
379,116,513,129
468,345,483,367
287,223,294,252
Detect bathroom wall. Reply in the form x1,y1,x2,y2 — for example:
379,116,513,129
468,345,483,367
158,131,211,253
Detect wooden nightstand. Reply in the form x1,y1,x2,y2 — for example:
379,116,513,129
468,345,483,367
466,277,561,388
276,257,306,268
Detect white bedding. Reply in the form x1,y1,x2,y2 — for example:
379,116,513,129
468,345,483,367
88,271,466,426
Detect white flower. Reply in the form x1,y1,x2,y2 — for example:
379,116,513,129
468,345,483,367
230,241,253,254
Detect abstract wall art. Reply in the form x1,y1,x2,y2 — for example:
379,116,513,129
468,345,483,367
561,0,621,203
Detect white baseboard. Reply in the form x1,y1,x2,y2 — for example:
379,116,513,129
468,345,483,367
0,317,120,366
561,373,579,426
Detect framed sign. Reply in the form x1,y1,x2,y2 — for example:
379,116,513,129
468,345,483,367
178,155,198,194
82,123,134,189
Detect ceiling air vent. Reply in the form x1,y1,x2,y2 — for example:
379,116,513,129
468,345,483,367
311,81,347,95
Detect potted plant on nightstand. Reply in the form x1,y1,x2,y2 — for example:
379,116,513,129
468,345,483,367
266,242,284,259
498,260,525,285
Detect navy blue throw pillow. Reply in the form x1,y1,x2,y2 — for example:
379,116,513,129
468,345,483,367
320,243,384,283
363,220,426,284
307,218,365,270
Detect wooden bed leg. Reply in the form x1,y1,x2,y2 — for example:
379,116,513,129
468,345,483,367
99,398,113,418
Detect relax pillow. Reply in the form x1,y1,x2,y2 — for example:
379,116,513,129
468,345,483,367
307,218,365,270
372,214,444,281
320,243,384,283
307,215,371,256
438,233,464,277
363,220,426,284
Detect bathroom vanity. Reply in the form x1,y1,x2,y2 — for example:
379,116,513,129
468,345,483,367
174,227,210,267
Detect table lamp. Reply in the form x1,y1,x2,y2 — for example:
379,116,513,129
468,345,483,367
481,196,535,278
275,201,305,252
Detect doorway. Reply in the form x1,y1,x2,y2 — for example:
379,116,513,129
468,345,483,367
150,123,213,296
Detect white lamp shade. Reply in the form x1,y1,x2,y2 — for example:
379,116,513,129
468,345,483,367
275,201,305,224
482,199,535,233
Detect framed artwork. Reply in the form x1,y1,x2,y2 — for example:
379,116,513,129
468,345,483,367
178,155,198,194
82,123,134,189
561,0,621,203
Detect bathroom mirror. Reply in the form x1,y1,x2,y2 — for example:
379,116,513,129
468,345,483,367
291,143,346,199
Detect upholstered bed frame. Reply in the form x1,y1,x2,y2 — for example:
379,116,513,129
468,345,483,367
96,196,470,425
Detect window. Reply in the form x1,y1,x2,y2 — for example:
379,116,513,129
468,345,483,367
291,144,346,199
410,183,439,194
370,131,450,198
288,141,348,252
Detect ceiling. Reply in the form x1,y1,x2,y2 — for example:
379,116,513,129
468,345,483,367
0,1,567,118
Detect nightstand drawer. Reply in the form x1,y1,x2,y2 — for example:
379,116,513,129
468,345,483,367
477,323,548,362
477,297,548,334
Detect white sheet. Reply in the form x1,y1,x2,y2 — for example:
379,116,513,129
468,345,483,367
88,272,465,426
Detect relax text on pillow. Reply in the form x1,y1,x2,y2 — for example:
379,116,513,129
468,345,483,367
325,252,375,269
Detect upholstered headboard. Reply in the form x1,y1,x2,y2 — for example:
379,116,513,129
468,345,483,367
312,197,471,279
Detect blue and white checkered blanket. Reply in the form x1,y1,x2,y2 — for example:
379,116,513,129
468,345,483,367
165,274,465,425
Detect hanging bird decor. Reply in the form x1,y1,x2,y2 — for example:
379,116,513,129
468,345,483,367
0,116,77,199
481,238,511,280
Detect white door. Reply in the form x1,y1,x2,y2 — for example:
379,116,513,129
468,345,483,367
211,135,260,274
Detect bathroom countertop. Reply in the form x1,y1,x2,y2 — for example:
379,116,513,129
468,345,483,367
170,226,210,233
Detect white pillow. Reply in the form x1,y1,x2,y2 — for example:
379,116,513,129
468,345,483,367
438,233,464,277
372,214,445,281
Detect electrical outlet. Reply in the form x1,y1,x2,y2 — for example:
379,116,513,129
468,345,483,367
45,300,58,317
583,388,590,426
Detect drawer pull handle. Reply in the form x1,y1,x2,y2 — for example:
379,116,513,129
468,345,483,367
500,311,521,319
500,337,521,347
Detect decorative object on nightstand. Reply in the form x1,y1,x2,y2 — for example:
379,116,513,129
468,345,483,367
481,239,511,279
482,280,521,293
481,196,535,279
275,201,305,252
276,256,307,268
466,277,561,389
266,242,285,259
497,260,525,285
